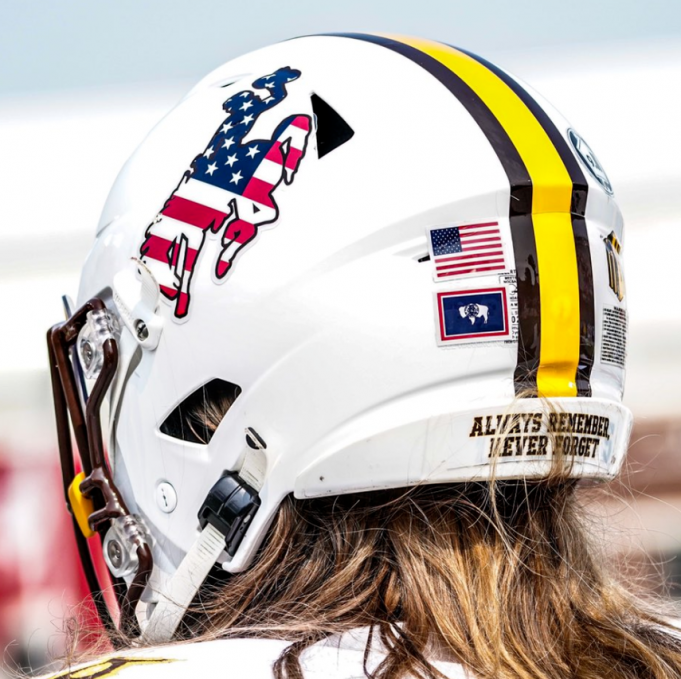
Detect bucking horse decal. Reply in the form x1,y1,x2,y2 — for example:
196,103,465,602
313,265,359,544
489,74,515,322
140,67,312,319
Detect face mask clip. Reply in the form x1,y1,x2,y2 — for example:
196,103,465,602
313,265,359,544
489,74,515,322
103,515,153,580
113,259,163,351
77,308,120,380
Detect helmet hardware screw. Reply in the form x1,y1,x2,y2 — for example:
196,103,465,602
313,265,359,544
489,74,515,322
107,539,124,569
134,320,149,341
80,339,94,369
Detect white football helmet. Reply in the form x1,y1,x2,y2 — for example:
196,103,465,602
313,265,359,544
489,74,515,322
47,34,632,642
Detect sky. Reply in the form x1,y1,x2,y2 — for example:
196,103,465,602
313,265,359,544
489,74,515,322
1,0,681,94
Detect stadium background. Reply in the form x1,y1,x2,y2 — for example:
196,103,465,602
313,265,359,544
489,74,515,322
1,0,680,673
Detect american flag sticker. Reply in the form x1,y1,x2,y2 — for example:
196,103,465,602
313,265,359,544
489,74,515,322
427,222,508,282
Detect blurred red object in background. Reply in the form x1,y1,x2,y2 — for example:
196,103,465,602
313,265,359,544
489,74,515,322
0,455,93,674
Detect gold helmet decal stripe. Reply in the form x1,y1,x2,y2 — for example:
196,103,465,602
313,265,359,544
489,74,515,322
48,657,177,679
456,46,595,397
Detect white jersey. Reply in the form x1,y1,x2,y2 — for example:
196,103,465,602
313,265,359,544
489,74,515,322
44,630,471,679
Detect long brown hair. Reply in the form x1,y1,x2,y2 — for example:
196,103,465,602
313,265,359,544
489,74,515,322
181,481,681,679
99,393,681,679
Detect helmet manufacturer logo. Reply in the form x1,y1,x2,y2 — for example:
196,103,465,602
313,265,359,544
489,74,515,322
568,129,613,195
139,68,312,319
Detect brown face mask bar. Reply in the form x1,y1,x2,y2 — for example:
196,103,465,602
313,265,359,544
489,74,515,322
47,297,152,640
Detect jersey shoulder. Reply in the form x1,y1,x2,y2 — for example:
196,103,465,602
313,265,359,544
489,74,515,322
40,638,291,679
40,635,471,679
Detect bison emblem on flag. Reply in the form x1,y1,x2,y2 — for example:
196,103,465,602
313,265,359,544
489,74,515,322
139,67,312,319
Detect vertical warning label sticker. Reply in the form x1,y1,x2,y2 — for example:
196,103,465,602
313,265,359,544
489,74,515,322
601,307,627,368
497,270,518,343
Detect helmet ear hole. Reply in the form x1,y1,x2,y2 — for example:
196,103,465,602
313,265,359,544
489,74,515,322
311,93,354,158
160,379,242,444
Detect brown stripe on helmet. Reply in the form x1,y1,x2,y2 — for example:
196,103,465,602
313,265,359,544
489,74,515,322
325,32,542,395
457,47,595,397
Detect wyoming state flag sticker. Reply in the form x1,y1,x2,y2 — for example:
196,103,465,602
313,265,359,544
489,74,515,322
435,287,510,346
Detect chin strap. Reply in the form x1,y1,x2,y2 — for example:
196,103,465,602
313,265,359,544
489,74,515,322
143,464,262,643
143,522,227,643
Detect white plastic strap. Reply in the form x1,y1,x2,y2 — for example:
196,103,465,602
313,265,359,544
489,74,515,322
143,523,226,643
239,447,266,491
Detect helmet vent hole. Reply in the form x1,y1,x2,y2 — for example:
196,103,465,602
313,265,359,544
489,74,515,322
311,93,354,159
160,378,242,445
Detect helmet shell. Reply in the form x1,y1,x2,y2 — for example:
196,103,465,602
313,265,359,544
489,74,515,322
78,35,631,583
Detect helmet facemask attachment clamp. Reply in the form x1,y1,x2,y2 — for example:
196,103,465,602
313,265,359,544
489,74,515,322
47,297,153,639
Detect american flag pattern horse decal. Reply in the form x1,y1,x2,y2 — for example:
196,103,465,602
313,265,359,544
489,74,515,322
140,67,312,319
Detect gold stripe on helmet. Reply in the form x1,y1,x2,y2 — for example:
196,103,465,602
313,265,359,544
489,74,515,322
385,35,581,397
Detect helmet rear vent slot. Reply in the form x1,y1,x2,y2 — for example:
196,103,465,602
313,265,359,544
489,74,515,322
311,93,354,158
160,378,242,445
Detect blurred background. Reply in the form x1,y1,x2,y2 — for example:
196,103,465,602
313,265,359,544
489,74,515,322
1,0,680,674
